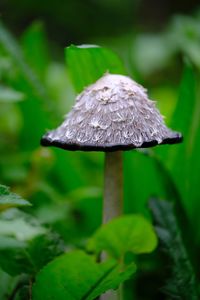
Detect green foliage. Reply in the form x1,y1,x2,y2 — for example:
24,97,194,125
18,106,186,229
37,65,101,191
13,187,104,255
0,19,52,151
0,231,64,276
0,11,200,299
66,44,126,92
32,250,136,300
156,63,200,233
0,236,30,276
0,189,63,277
149,199,198,299
21,21,50,80
27,233,65,273
0,20,47,99
88,215,157,260
0,86,25,103
168,65,196,200
0,269,18,300
133,14,200,75
0,217,45,240
0,185,31,211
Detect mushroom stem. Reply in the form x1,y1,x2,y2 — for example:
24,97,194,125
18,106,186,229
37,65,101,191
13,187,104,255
100,151,123,300
103,151,123,223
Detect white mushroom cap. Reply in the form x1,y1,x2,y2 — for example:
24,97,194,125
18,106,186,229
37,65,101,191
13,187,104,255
41,73,182,151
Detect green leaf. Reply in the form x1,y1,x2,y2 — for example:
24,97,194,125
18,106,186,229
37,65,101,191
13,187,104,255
66,44,126,93
156,65,195,172
0,218,45,241
169,15,200,69
149,198,198,300
0,20,47,99
27,233,65,274
0,85,25,103
0,185,31,212
87,215,157,260
21,21,50,80
170,64,196,139
0,268,18,300
0,20,52,150
156,64,200,236
124,150,168,216
32,250,136,300
0,236,28,276
0,236,26,250
15,284,30,300
0,233,64,276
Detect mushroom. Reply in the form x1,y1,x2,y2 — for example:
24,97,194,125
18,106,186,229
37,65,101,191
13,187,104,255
41,73,182,299
41,73,182,225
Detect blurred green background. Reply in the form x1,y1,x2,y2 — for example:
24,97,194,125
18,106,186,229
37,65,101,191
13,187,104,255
0,0,200,299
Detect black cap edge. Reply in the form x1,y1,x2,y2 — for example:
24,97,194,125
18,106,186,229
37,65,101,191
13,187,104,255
41,133,183,152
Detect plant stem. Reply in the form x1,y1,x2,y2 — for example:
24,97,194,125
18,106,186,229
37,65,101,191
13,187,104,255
101,151,123,300
103,151,123,224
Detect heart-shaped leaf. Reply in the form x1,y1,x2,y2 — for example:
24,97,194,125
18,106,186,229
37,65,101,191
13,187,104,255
88,214,157,260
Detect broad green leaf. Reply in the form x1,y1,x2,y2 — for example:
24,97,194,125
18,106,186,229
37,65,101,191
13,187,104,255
149,198,198,300
66,44,126,93
0,185,31,212
32,250,136,300
88,215,157,260
0,86,25,103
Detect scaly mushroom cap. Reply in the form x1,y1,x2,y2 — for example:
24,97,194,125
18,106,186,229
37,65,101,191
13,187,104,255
41,73,182,151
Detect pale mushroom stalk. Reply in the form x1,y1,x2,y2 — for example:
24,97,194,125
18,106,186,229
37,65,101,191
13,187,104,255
103,151,123,223
41,73,182,300
101,151,123,300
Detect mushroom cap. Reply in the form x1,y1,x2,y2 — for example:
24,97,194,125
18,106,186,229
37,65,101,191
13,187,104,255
41,73,182,152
